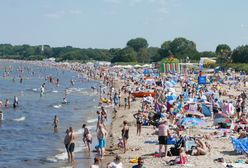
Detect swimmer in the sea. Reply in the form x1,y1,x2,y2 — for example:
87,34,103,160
53,115,59,133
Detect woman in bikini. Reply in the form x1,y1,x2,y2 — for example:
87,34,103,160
121,120,129,153
133,110,144,136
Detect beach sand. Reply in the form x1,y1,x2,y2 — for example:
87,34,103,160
105,78,247,168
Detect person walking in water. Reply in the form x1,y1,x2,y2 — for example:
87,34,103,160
40,83,45,97
68,127,76,163
82,124,92,154
13,96,18,108
53,115,59,133
5,98,10,108
64,129,71,163
97,124,108,158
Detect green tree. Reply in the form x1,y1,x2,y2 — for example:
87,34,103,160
148,47,160,62
159,41,172,59
127,38,148,52
111,47,137,62
137,48,149,63
215,44,232,65
232,45,248,63
199,51,216,58
169,37,198,60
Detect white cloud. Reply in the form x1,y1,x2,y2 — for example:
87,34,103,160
44,9,82,19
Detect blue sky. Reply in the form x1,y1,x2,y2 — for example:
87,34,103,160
0,0,247,51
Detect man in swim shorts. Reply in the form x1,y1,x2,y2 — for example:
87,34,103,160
68,127,76,163
158,119,170,158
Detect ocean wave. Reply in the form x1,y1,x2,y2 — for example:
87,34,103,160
87,118,98,123
44,157,58,163
75,125,95,135
53,104,62,109
55,146,85,161
12,116,26,122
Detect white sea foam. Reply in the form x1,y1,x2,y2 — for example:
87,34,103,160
32,88,38,92
45,157,58,163
55,146,85,161
87,118,98,123
53,104,62,109
13,116,26,122
75,125,94,135
52,90,58,93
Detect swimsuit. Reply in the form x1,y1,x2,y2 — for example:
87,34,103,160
158,136,168,145
122,128,129,140
69,143,75,152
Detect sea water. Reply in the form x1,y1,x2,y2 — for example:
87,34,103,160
0,61,101,168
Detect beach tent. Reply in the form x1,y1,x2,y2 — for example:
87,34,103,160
165,81,173,87
170,80,177,86
145,78,156,85
143,69,150,75
213,113,232,125
160,63,181,73
202,104,211,117
134,64,142,68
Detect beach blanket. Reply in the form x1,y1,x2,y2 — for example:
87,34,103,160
231,137,248,154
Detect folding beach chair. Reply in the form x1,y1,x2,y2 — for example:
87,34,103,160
231,137,248,154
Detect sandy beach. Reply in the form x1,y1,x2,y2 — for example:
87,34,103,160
2,59,248,168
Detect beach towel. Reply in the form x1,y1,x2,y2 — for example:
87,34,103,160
231,137,248,154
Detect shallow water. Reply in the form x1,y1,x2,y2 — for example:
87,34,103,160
0,61,101,168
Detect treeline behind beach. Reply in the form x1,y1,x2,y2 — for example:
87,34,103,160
1,37,248,66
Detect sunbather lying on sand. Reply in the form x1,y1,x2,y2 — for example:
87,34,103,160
191,139,211,156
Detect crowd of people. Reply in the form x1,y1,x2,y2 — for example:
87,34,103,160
2,60,247,167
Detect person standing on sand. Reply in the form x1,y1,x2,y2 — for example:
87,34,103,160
133,110,144,136
118,90,121,107
158,119,170,158
68,127,76,163
121,121,129,153
64,129,71,163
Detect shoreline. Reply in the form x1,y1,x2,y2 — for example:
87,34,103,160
1,59,248,168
